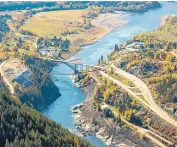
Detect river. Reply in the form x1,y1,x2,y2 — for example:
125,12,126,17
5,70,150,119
42,2,177,147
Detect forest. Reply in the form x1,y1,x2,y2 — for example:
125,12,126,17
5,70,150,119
0,1,161,13
0,15,11,42
0,78,93,147
92,76,143,127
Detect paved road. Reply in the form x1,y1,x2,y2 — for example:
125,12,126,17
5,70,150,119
100,71,149,107
0,61,15,95
111,64,177,128
100,64,177,129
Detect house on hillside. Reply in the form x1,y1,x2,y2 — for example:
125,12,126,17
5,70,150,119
126,42,145,50
39,49,61,57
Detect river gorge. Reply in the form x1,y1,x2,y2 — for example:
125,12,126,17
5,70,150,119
42,2,177,147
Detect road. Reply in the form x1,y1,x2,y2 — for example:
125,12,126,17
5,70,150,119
100,64,177,129
39,57,108,70
100,71,149,107
111,64,177,128
0,61,15,95
102,102,173,147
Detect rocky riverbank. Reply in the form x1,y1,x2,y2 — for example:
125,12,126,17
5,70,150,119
72,79,154,147
72,83,117,146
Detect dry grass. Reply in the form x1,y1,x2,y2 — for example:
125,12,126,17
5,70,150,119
21,10,106,45
111,74,136,87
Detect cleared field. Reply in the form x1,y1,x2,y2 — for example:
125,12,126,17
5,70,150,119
1,59,31,81
21,10,106,45
21,10,127,49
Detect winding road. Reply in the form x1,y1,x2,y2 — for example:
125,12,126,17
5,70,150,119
0,61,15,95
98,66,177,146
110,64,177,128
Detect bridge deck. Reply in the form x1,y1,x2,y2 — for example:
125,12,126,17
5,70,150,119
39,57,108,71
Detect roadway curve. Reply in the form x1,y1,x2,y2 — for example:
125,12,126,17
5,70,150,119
111,64,177,128
100,64,177,128
0,61,15,95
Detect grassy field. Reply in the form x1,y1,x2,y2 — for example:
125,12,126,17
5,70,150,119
110,73,136,88
21,10,106,45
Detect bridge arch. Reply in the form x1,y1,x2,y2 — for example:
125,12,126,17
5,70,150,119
61,62,80,74
40,57,102,74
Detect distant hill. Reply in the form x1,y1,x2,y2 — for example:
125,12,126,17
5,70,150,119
0,1,161,13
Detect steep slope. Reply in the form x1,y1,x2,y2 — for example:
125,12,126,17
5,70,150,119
0,79,93,147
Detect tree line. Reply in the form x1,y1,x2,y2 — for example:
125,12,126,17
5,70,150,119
0,1,161,13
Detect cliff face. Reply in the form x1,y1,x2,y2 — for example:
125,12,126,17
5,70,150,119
15,55,61,110
19,75,61,110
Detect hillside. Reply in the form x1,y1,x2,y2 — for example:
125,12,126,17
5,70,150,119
71,15,177,146
0,79,93,147
104,15,177,141
0,55,60,110
0,1,161,13
133,15,177,44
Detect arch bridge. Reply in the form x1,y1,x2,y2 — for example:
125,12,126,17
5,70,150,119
39,57,107,74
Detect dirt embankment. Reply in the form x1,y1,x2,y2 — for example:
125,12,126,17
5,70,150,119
0,59,32,95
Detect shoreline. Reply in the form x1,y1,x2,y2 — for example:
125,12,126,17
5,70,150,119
71,80,154,147
71,80,130,147
161,14,177,26
92,12,129,38
72,82,114,146
61,12,129,60
51,12,131,146
71,79,110,145
161,15,168,26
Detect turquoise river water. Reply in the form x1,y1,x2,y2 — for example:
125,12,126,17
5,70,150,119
42,2,177,147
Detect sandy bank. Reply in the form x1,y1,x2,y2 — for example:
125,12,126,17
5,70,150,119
61,12,128,59
161,15,169,26
92,12,129,39
161,14,177,25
